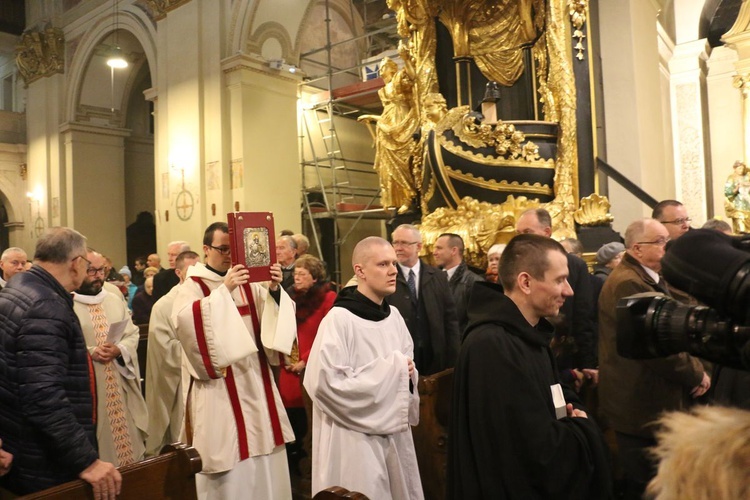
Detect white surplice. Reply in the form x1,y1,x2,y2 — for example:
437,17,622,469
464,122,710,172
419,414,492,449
144,286,182,456
73,289,148,466
171,262,296,500
303,305,424,500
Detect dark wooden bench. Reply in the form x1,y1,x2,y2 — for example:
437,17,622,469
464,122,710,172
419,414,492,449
412,368,453,500
21,443,201,499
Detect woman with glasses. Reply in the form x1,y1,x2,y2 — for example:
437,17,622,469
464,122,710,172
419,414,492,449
278,255,336,475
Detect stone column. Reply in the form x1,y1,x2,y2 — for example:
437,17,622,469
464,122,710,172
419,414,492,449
668,39,712,222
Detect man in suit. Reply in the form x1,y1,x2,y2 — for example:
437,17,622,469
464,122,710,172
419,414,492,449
386,224,459,375
432,233,484,335
152,241,190,301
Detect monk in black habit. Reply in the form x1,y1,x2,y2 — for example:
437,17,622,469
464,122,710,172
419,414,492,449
448,235,611,499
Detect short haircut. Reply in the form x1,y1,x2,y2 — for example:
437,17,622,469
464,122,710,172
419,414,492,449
624,218,652,249
652,200,683,220
203,222,229,246
175,250,200,272
34,227,87,264
352,236,390,268
168,240,190,252
1,247,26,261
702,219,732,233
294,254,327,281
560,237,583,255
135,256,147,265
293,234,310,252
519,208,552,229
393,224,422,243
499,234,566,291
279,235,297,250
438,233,464,253
280,229,294,236
144,266,160,277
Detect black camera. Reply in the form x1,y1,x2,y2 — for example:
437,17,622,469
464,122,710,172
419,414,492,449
616,229,750,370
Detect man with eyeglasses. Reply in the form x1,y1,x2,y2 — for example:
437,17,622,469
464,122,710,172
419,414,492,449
72,249,148,467
0,247,28,289
172,222,297,500
386,224,459,375
598,218,708,499
0,227,121,499
652,199,692,240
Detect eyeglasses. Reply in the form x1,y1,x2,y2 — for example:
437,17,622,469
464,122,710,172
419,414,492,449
636,237,670,247
86,267,107,277
392,241,419,247
73,255,91,266
208,245,231,255
660,217,691,226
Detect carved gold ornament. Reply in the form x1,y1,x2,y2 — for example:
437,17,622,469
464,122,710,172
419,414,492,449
574,194,614,226
568,0,587,61
419,195,541,268
138,0,192,20
733,73,750,95
15,27,64,86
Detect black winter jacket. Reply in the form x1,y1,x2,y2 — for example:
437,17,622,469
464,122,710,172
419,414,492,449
0,266,98,495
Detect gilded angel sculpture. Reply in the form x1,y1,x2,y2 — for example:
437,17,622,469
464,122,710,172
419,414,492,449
725,160,750,233
358,50,420,212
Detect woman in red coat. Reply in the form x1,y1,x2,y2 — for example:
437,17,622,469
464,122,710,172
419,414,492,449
279,254,336,471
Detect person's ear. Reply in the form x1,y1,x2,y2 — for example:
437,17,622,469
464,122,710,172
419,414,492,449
517,272,532,294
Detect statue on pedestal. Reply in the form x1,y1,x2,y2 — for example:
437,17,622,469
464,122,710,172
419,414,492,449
724,160,750,234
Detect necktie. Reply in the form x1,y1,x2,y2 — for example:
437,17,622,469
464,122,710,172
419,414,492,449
408,269,417,305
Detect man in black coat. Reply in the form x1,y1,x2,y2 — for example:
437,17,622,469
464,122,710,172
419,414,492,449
432,233,484,336
0,227,121,498
516,208,598,374
386,224,459,375
151,241,190,301
448,234,611,499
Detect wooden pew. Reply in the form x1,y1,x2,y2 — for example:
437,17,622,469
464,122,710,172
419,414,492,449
412,368,454,500
21,443,201,499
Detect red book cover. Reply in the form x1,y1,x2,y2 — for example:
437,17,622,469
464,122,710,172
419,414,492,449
227,212,277,283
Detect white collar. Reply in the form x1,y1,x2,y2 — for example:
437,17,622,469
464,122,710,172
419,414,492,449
640,264,660,284
184,262,222,282
399,260,420,278
72,289,108,305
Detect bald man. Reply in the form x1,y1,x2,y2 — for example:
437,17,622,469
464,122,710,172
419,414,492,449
304,237,423,499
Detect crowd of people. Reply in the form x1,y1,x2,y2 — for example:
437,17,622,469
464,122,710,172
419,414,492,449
0,199,746,499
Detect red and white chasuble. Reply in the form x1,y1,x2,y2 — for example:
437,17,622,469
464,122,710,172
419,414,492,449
172,262,296,488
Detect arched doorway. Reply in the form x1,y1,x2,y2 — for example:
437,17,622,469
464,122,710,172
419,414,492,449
68,26,155,269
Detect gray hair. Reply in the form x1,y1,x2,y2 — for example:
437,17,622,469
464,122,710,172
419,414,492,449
393,224,422,243
168,240,191,252
34,227,87,264
279,235,297,250
1,247,27,261
487,243,506,257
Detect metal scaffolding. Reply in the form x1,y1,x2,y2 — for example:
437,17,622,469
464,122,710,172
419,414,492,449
298,0,399,285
